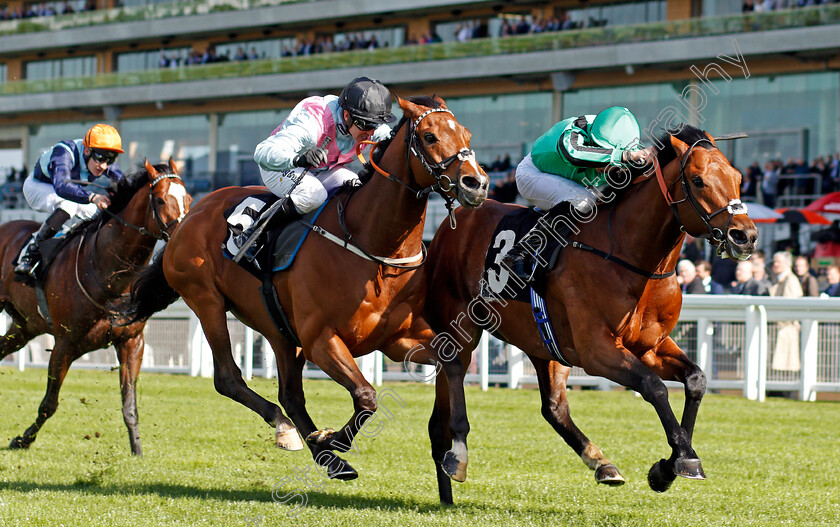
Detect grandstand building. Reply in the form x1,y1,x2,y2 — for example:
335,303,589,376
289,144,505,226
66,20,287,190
0,0,839,197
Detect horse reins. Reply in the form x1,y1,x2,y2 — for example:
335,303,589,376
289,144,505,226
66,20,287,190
328,107,476,269
652,138,748,256
100,173,184,242
75,172,185,312
357,107,477,229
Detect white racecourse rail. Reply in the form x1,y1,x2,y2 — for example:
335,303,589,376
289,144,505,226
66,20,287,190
3,296,840,402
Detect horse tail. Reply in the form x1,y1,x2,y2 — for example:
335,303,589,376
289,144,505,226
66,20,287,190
114,249,181,325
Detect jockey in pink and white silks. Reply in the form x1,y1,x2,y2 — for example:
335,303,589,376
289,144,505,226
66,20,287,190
238,77,395,260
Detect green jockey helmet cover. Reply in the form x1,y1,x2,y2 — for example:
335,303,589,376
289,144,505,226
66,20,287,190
589,106,641,151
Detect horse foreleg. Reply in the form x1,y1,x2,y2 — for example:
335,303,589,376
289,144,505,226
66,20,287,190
651,337,706,442
386,327,470,484
10,340,76,449
531,356,624,485
429,367,454,505
115,334,144,456
579,340,700,492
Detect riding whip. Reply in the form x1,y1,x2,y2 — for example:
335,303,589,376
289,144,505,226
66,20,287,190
233,136,331,263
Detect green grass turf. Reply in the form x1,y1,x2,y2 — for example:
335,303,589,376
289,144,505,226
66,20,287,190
0,367,838,526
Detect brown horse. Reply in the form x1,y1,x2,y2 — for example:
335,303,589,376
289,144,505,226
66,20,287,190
123,96,488,480
0,159,190,455
424,126,758,502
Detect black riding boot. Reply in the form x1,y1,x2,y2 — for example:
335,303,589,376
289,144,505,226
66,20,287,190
234,197,302,263
500,201,576,284
14,208,71,276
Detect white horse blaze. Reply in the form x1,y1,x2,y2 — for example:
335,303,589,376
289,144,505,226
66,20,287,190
167,183,189,221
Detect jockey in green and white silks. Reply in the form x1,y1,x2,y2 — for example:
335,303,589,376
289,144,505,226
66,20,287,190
516,106,651,212
503,106,654,282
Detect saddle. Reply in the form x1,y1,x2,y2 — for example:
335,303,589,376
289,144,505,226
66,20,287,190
14,220,96,326
222,193,330,280
481,204,575,303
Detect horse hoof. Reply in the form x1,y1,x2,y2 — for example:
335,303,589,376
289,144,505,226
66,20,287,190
275,428,304,451
647,459,677,493
595,464,626,486
441,450,468,483
315,450,358,481
675,458,706,480
305,428,335,447
9,436,30,450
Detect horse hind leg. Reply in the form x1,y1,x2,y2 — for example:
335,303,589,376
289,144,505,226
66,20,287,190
532,357,624,485
0,311,38,361
10,340,76,449
115,334,145,456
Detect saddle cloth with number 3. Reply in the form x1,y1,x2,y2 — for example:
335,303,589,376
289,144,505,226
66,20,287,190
481,207,569,302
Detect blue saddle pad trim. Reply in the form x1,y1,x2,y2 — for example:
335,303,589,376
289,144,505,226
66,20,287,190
529,280,572,367
271,199,330,272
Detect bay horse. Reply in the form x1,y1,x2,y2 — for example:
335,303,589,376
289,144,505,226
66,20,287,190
123,96,488,480
0,159,190,455
424,126,758,502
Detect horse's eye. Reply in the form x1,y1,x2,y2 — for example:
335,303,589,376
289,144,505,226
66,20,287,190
424,132,437,144
692,177,705,188
155,197,166,206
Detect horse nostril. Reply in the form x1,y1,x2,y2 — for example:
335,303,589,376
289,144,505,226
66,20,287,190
461,176,481,191
729,228,748,245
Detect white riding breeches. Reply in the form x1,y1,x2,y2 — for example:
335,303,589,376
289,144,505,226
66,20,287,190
259,165,359,214
515,154,598,213
22,175,100,220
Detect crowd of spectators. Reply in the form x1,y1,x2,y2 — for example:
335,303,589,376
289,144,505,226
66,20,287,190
0,0,95,20
740,153,840,208
678,235,840,298
156,33,393,68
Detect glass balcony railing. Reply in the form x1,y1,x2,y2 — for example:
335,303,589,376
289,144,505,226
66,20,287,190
2,5,840,97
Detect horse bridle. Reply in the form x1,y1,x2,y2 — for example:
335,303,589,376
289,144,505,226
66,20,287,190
361,107,476,229
653,137,748,256
101,172,185,242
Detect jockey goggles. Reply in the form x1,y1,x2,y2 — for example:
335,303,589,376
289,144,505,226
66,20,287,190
90,149,118,165
352,118,377,131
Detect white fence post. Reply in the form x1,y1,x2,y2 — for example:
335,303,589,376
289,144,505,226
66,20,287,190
359,353,375,384
243,326,254,381
799,319,818,402
262,336,274,379
188,312,203,377
696,317,712,376
479,332,489,391
508,345,524,389
373,350,383,387
743,304,767,401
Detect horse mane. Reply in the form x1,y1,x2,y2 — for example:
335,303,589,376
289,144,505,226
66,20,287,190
106,162,172,214
602,124,713,204
654,124,714,168
356,95,443,186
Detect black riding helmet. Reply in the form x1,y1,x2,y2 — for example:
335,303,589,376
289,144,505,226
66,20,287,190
338,76,396,125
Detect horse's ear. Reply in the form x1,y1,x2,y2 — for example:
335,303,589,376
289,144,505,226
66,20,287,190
144,158,156,176
168,156,179,174
398,96,421,116
433,95,446,108
703,131,717,147
670,135,691,158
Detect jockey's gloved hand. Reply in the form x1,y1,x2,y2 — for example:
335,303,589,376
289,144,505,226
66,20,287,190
293,145,329,169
